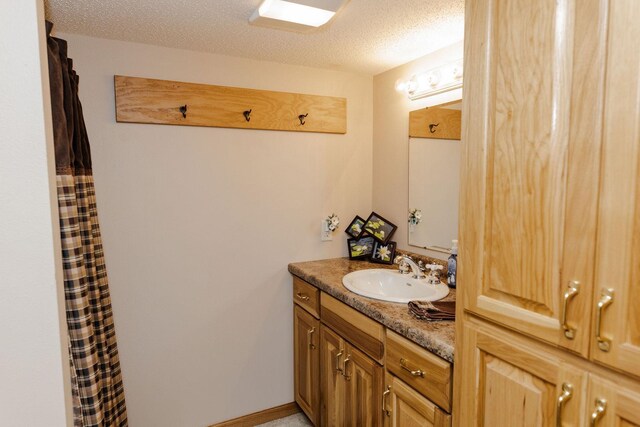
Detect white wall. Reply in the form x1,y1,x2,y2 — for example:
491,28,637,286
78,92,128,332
373,42,463,259
57,33,373,426
0,1,72,425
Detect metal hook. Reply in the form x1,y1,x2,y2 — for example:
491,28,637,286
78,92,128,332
429,123,439,133
179,105,188,119
243,109,252,122
298,113,308,125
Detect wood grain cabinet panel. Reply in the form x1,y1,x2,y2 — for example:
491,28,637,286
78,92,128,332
383,373,451,427
319,325,346,427
589,0,640,378
460,0,608,357
320,324,384,427
344,343,384,427
293,276,320,319
321,293,385,363
294,306,320,425
456,320,587,427
385,330,452,412
586,375,640,427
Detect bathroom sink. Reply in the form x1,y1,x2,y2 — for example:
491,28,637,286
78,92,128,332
342,269,449,303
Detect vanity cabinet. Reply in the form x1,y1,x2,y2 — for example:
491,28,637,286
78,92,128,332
293,276,453,426
457,0,640,423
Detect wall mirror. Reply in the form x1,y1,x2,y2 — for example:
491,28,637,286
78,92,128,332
408,100,462,254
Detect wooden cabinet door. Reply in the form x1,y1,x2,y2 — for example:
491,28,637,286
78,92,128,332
319,325,346,427
294,306,320,425
460,0,608,355
344,343,383,427
589,0,640,377
456,319,587,426
383,373,450,427
586,375,640,427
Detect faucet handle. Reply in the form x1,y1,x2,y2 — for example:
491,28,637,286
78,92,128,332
418,260,426,271
425,264,444,285
425,264,444,273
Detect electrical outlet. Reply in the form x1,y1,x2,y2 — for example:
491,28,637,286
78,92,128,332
321,220,332,241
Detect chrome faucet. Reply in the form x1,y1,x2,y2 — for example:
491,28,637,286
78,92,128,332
394,254,426,279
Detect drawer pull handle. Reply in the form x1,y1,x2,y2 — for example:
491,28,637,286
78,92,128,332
343,355,351,380
595,289,614,352
561,281,580,339
382,385,392,417
556,382,573,427
400,358,424,377
296,292,310,301
590,398,607,426
307,327,315,350
335,350,344,374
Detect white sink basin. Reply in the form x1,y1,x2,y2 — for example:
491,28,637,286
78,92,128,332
342,269,449,303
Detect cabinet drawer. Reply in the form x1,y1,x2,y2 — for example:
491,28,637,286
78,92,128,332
293,276,320,319
321,293,385,363
385,330,452,412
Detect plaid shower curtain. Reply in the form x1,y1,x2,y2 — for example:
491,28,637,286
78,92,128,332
46,22,128,426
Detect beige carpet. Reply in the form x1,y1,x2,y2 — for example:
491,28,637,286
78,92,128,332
256,413,312,427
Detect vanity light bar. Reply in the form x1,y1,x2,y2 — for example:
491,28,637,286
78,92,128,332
396,59,464,101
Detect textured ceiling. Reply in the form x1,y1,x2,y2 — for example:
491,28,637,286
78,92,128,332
44,0,465,75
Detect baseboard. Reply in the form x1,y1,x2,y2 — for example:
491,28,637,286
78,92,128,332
210,402,301,427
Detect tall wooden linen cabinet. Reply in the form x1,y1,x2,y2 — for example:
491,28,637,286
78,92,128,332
454,0,640,426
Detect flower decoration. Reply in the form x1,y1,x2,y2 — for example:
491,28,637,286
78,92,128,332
326,213,340,232
408,208,422,226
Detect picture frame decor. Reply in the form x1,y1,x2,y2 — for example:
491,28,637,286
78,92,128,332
347,236,375,260
363,212,397,244
345,215,366,238
371,241,397,265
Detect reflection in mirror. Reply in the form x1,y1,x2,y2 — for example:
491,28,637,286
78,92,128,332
408,101,462,254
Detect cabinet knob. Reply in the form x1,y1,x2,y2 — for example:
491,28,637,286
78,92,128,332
400,358,425,377
296,292,310,301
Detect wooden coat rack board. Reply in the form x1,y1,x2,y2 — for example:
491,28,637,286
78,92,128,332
409,107,461,140
114,76,347,134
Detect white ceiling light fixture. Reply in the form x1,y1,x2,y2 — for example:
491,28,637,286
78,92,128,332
249,0,348,32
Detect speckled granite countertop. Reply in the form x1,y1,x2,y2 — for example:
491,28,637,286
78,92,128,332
288,257,456,363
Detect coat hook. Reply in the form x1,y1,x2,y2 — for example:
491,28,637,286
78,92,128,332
179,104,188,119
429,123,439,133
298,113,309,125
243,109,252,122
